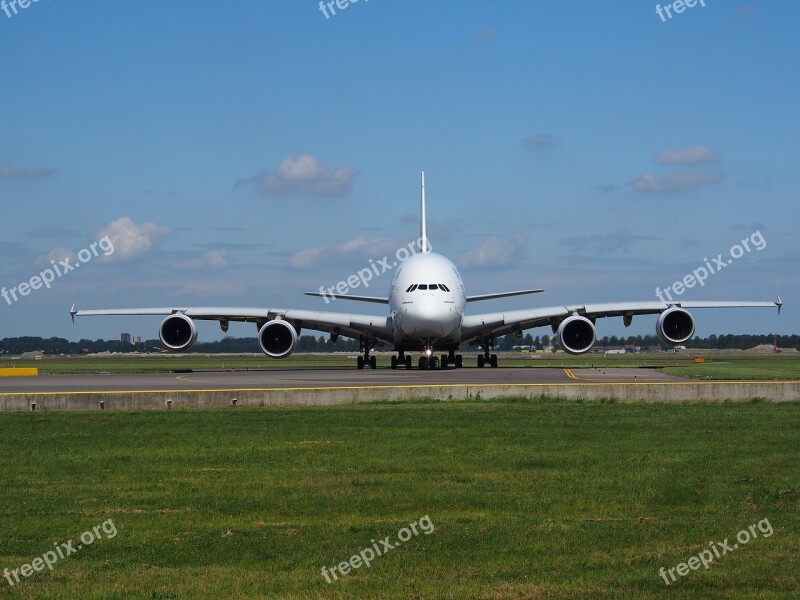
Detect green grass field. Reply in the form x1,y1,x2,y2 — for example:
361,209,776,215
0,399,798,598
660,354,800,380
6,351,800,380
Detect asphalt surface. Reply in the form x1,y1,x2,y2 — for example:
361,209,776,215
0,367,680,394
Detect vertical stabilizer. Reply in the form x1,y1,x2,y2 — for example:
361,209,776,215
420,171,430,253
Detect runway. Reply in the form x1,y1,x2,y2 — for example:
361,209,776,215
0,367,676,394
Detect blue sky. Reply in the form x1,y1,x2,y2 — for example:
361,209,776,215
0,0,797,342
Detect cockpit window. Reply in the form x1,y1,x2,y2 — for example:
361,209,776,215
407,283,451,292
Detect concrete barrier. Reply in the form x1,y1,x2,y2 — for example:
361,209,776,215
0,381,798,411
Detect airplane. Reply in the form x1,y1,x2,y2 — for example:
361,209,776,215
71,173,782,370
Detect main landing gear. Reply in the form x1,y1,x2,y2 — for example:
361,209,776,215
415,349,463,370
386,347,464,370
390,352,413,370
477,338,498,368
363,345,466,371
356,338,377,370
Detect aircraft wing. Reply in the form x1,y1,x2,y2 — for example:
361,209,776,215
304,292,389,304
461,298,782,341
70,306,394,344
466,289,544,302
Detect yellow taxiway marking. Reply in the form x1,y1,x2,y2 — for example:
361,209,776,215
175,375,218,385
562,368,646,383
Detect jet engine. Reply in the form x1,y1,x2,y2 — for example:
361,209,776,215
556,315,597,355
258,320,298,359
159,314,198,352
657,307,695,344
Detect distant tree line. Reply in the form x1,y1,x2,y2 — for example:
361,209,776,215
0,335,362,356
0,333,797,356
492,333,800,351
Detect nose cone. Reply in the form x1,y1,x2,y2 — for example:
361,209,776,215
401,300,461,338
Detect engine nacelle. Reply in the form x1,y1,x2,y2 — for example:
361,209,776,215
657,307,695,345
556,315,596,355
159,314,198,352
258,320,298,359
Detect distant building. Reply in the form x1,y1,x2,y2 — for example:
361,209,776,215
133,336,142,344
121,333,132,344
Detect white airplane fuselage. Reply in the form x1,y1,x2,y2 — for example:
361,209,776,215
389,252,465,350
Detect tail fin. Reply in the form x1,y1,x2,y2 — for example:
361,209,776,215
420,171,430,253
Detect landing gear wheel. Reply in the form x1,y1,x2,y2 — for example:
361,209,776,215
455,354,463,369
357,356,365,370
370,356,377,369
405,355,412,370
440,355,449,369
490,354,498,368
391,356,397,370
431,357,439,370
419,357,429,370
477,355,485,368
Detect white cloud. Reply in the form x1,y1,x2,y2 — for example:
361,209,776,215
288,235,401,270
737,4,758,17
163,278,248,297
236,154,356,197
458,235,527,269
172,249,229,271
288,245,329,270
476,26,496,44
595,183,618,193
34,246,77,267
560,228,657,254
523,134,559,150
97,216,170,262
653,146,718,166
428,221,461,242
629,171,724,193
0,162,56,180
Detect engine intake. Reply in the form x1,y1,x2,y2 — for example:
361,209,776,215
258,320,298,359
657,307,695,345
159,314,198,352
556,315,596,355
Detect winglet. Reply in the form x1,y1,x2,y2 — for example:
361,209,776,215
420,171,430,253
70,304,77,323
776,294,783,315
